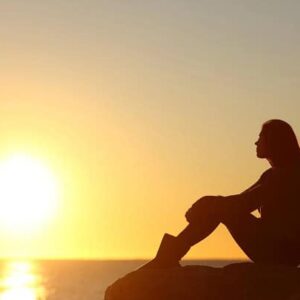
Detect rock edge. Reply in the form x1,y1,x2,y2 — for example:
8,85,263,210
105,263,300,300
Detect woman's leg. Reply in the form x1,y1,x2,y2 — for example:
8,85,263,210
139,210,221,269
222,213,300,266
177,210,299,266
176,217,220,248
141,202,299,269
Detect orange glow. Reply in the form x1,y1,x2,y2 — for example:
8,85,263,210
0,1,299,260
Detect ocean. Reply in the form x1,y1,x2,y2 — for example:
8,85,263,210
0,259,242,300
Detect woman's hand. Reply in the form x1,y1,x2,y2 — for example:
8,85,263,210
185,196,223,224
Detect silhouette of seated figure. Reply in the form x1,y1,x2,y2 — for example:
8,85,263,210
141,119,300,269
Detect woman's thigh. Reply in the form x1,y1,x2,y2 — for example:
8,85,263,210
222,213,299,266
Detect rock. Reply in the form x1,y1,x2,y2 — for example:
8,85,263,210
104,263,300,300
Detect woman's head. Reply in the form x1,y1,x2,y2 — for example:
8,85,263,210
255,119,300,166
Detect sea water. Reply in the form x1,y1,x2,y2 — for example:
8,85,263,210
0,259,242,300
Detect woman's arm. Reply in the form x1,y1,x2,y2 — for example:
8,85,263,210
223,168,273,214
185,169,272,223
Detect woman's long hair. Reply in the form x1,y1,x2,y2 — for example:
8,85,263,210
262,119,300,166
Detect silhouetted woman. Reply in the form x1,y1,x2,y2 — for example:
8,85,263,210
143,119,300,268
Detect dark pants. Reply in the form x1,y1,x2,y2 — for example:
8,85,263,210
177,211,300,266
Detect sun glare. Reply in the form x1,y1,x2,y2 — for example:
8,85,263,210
0,261,46,300
0,154,58,234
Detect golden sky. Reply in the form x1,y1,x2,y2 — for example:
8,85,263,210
0,0,300,259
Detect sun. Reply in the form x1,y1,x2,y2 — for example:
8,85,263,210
0,153,58,233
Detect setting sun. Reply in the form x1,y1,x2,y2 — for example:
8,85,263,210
0,154,58,234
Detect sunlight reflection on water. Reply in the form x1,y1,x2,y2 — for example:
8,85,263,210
0,261,46,300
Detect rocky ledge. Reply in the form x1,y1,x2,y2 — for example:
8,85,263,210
105,262,300,300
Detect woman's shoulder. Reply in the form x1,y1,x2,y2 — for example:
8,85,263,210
259,168,273,181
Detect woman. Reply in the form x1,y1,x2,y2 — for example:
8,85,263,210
143,119,300,268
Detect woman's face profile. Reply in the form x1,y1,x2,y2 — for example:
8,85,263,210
255,129,269,159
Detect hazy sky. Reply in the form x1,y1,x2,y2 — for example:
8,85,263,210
0,0,300,259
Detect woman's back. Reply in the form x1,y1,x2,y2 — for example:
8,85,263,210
261,161,300,244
